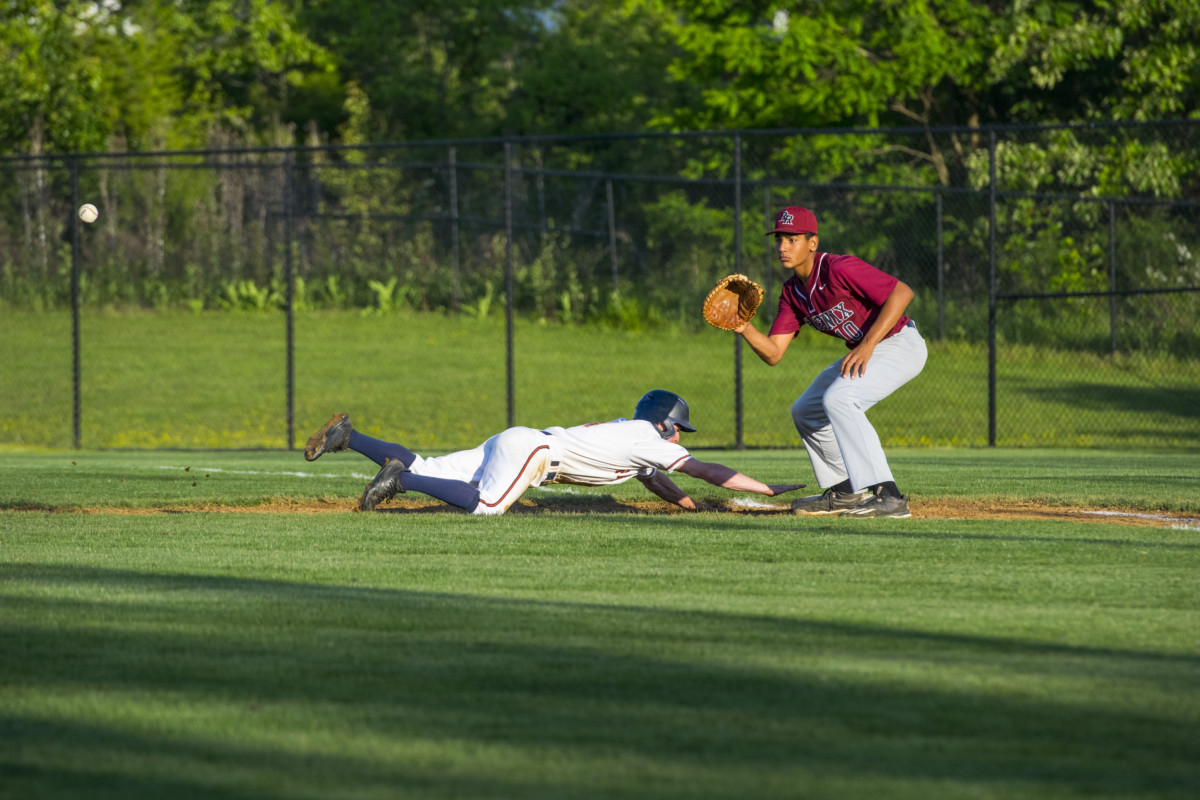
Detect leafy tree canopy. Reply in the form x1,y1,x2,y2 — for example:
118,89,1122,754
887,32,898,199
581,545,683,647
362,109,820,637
2,0,1196,155
0,0,334,155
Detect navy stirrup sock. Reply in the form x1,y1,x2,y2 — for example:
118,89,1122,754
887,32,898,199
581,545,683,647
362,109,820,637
400,474,481,513
349,431,416,468
348,432,480,512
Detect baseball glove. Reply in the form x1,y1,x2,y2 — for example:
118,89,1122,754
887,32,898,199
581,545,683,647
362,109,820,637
701,274,765,331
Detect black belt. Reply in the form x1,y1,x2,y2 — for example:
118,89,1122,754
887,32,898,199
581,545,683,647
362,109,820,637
540,430,560,482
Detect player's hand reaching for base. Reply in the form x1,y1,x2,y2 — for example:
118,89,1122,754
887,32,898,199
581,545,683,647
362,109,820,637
766,483,806,497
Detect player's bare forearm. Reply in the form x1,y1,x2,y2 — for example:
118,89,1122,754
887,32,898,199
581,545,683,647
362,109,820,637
867,280,913,346
735,322,790,366
678,459,805,497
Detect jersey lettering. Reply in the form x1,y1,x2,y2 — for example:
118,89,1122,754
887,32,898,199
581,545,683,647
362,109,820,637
771,252,908,349
805,302,865,343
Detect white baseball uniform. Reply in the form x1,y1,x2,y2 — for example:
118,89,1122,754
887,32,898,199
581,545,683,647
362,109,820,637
407,419,693,515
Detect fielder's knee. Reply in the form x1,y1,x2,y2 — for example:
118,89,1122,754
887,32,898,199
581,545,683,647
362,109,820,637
822,383,867,424
791,394,825,434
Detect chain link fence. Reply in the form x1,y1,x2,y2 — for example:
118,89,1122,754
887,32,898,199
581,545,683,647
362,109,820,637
2,122,1198,451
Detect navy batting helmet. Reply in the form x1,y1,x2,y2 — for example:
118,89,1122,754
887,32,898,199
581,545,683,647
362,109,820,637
633,390,697,440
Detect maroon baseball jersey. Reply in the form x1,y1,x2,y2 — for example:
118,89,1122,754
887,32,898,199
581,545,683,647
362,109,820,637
768,252,910,349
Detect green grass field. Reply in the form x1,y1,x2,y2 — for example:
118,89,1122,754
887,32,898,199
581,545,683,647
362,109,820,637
2,447,1199,799
3,309,1199,450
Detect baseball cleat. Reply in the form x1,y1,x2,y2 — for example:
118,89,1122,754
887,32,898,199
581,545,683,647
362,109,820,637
360,459,409,511
304,413,352,461
791,487,869,515
842,489,911,518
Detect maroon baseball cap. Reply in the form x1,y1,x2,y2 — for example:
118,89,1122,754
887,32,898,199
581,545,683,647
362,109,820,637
767,206,818,236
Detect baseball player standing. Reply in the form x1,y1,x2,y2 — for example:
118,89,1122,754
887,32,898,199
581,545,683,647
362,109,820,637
732,206,927,518
303,390,805,515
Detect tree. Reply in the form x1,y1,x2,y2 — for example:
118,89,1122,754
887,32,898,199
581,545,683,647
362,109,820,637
627,0,993,132
296,0,555,141
986,0,1200,121
0,0,110,155
505,0,696,136
623,0,1199,132
0,0,336,155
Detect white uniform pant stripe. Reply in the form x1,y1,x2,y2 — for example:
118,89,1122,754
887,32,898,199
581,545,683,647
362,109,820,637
475,441,553,515
791,325,927,492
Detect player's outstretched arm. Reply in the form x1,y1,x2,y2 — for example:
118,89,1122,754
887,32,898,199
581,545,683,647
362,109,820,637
677,458,805,497
637,470,710,511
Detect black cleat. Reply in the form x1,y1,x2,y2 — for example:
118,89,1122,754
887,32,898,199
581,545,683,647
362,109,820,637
843,488,912,518
360,459,409,511
790,487,869,516
304,413,352,461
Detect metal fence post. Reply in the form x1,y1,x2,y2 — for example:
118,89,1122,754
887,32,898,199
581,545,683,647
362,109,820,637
70,156,82,449
606,178,618,294
449,146,461,312
734,133,745,449
936,189,944,341
504,140,515,428
987,131,998,448
763,186,773,323
284,150,296,450
1109,201,1118,354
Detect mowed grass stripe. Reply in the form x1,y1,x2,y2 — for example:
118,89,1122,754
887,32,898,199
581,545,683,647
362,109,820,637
2,448,1198,513
2,506,1198,799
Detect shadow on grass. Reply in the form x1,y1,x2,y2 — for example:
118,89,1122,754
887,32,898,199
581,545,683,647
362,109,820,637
1013,382,1200,421
2,563,1198,799
1002,379,1200,445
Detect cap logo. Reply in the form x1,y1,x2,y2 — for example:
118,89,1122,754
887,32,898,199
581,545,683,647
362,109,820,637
778,210,794,225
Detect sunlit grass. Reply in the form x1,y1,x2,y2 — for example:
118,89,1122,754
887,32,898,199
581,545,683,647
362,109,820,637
2,309,1198,450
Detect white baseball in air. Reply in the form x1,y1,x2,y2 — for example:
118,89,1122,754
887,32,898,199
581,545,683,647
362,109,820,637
78,203,99,223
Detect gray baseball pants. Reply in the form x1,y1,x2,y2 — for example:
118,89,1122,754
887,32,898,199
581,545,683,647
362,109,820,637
790,323,928,492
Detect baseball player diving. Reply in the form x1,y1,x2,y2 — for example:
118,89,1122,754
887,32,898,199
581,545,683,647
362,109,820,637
731,206,928,518
304,390,806,515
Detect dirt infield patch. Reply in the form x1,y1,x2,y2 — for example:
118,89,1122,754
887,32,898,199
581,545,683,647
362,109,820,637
16,496,1199,528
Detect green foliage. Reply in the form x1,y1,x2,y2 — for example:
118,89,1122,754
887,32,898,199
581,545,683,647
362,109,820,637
988,0,1200,121
361,277,420,316
591,291,665,331
297,0,556,141
639,0,993,131
312,275,348,308
0,0,109,155
1,0,334,155
461,280,498,320
216,279,280,312
4,0,1199,161
506,0,693,135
